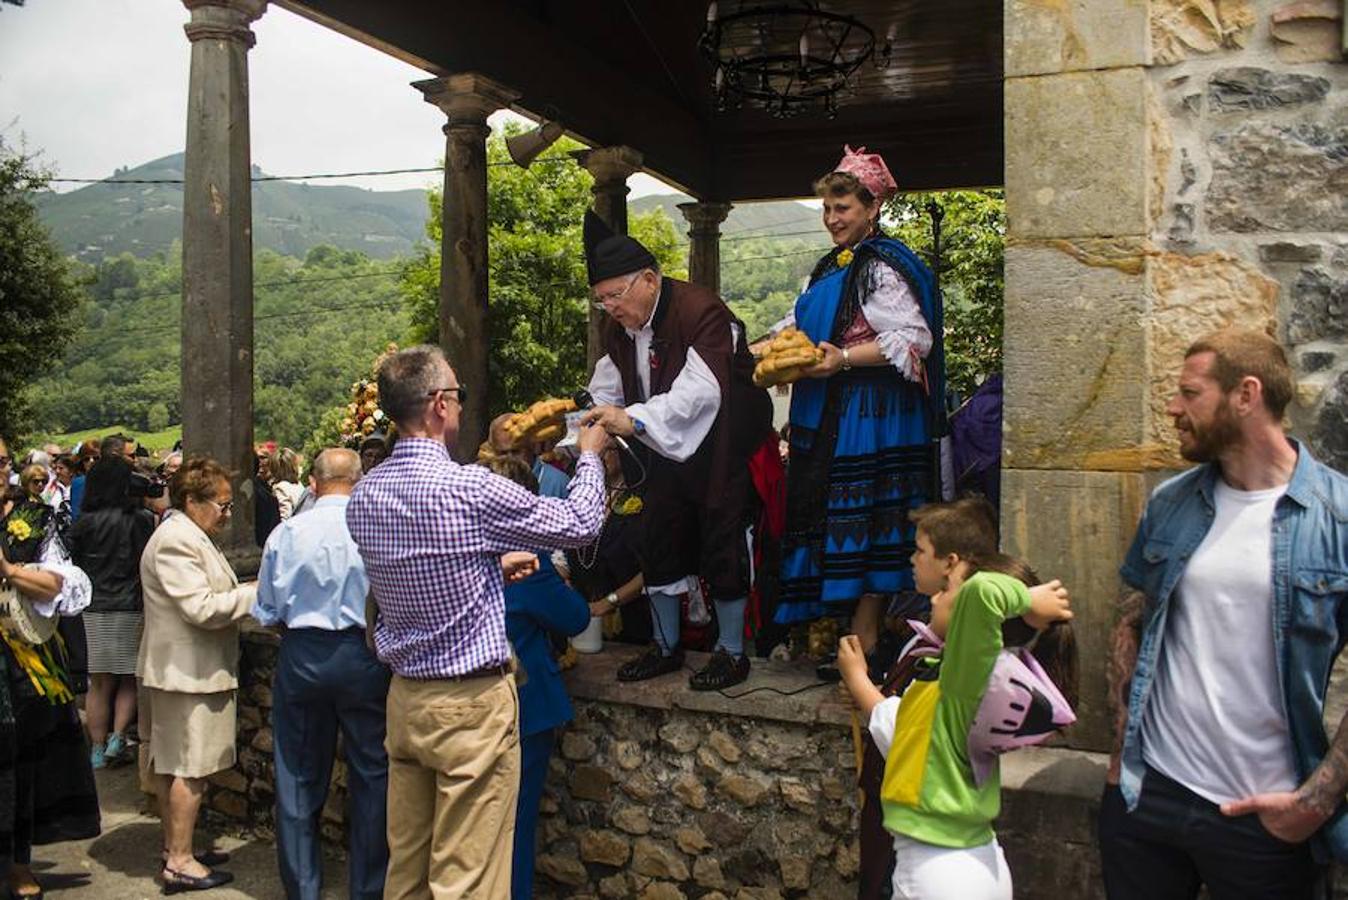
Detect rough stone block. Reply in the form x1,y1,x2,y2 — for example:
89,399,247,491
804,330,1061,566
250,727,273,753
658,720,702,754
1271,0,1344,62
612,805,652,835
614,740,645,770
599,874,630,898
1005,0,1150,77
706,730,741,763
210,790,248,819
640,883,686,900
1151,0,1255,63
1003,240,1152,468
1208,124,1348,234
622,773,660,804
699,810,750,847
1001,469,1159,751
672,773,707,810
571,765,614,803
1312,369,1348,472
537,854,589,887
208,768,248,793
717,774,770,807
562,732,598,762
1006,69,1160,240
694,855,726,889
778,777,817,812
581,829,632,867
632,837,690,881
1288,268,1348,345
1207,67,1330,113
779,855,812,891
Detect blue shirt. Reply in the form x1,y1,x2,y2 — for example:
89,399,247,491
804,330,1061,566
1118,441,1348,862
254,494,370,630
533,459,570,499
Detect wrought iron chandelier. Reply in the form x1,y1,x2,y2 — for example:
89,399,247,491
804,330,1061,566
698,1,891,119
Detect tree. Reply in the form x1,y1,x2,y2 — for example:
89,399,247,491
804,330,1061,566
886,190,1005,399
401,126,685,417
0,142,83,440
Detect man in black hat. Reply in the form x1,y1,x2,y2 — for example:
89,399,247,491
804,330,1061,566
580,211,774,690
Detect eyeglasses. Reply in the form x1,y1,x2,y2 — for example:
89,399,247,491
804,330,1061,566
207,499,234,514
427,386,469,405
591,273,642,311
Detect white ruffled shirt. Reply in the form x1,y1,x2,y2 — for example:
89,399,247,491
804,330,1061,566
770,258,932,382
586,288,738,466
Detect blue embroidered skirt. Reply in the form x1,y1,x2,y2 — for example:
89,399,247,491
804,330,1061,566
775,368,934,624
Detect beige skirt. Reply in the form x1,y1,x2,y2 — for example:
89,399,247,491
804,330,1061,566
145,687,237,778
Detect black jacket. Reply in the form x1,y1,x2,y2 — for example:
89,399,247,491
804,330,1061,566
68,507,156,613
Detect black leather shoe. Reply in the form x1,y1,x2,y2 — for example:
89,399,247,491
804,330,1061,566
161,867,234,895
689,649,751,691
617,645,684,682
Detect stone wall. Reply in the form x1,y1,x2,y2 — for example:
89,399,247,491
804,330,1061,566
1003,0,1347,752
211,632,1112,900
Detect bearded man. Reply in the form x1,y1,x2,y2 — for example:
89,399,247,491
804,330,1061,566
1099,328,1348,899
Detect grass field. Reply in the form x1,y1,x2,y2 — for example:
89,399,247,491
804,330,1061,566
25,424,183,455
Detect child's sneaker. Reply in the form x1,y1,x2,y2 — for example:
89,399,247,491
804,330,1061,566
105,731,128,763
90,742,107,770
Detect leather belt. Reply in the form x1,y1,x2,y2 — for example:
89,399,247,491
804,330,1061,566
449,663,511,682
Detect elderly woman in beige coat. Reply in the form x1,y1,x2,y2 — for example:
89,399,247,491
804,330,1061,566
138,456,256,894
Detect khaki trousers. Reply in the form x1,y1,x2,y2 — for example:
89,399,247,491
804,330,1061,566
384,673,521,900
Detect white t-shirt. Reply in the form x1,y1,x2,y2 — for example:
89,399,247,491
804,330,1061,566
1141,479,1297,804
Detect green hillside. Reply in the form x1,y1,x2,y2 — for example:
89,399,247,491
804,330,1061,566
33,153,430,262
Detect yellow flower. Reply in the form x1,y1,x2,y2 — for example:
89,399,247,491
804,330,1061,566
836,248,854,268
6,519,31,541
615,494,644,516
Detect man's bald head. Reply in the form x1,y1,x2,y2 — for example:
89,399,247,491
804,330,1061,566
312,448,362,497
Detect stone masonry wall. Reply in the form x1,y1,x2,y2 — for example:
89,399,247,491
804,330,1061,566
213,635,1109,900
1003,0,1347,753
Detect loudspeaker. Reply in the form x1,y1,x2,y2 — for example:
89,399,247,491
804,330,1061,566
506,121,565,168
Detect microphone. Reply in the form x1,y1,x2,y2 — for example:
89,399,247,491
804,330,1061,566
572,389,633,456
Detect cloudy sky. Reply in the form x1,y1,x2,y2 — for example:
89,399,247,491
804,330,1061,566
0,0,668,197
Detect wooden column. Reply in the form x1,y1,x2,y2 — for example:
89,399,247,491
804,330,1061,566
572,145,643,371
413,73,520,461
180,0,266,571
677,200,732,296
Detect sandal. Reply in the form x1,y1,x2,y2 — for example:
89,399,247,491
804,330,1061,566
617,645,684,682
161,866,233,895
689,649,751,691
161,848,231,868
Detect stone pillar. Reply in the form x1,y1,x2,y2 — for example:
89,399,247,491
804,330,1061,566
572,146,644,370
677,201,733,295
180,0,266,571
1001,0,1311,751
414,74,520,461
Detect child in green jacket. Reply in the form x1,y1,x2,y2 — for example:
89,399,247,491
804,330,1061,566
840,503,1074,899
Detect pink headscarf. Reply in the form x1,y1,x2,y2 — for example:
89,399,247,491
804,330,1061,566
832,144,898,202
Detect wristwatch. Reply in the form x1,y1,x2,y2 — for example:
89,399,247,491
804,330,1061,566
604,591,620,609
631,417,647,437
841,347,853,371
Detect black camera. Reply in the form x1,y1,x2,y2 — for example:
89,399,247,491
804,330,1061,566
129,471,167,500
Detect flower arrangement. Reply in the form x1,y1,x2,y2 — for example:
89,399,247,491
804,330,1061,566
836,247,854,268
339,343,400,449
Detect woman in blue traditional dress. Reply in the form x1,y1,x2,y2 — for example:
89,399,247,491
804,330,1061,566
772,145,946,660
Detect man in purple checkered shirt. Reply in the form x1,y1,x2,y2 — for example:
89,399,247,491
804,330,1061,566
346,344,610,899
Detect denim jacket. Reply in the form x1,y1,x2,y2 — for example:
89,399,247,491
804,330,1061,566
1118,441,1348,861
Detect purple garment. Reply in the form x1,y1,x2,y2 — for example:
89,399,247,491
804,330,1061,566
346,437,606,679
950,374,1002,510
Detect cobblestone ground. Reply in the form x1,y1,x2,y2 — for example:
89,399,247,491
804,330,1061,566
25,762,347,899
